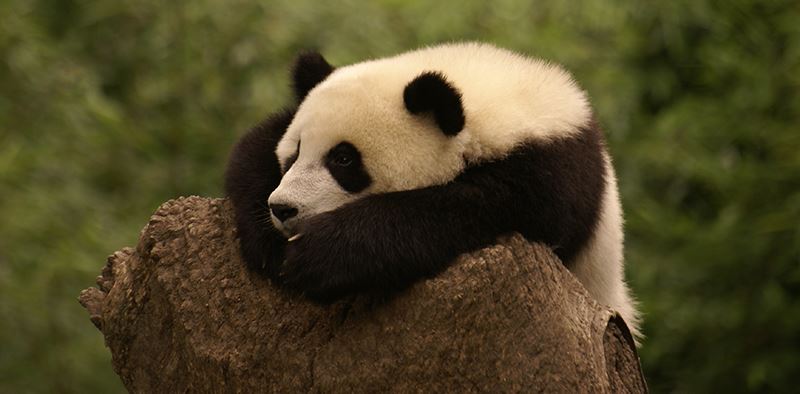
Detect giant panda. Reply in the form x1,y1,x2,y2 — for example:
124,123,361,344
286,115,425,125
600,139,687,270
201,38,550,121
225,42,641,339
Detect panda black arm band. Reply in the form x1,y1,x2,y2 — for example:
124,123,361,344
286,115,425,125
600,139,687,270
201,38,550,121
280,178,505,301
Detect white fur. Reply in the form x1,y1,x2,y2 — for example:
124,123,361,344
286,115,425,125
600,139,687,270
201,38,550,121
276,42,592,192
570,154,642,342
271,42,641,340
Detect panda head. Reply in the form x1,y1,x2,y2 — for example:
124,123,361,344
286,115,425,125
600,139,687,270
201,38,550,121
268,52,469,236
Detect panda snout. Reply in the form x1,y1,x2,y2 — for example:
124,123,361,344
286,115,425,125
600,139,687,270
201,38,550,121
269,203,298,223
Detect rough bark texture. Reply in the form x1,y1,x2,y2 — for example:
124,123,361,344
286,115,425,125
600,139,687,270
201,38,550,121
79,196,646,393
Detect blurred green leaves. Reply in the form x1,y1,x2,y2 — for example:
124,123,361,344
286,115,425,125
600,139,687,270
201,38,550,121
1,1,798,392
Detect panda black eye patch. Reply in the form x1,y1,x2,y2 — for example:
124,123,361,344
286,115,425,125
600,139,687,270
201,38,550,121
325,141,371,193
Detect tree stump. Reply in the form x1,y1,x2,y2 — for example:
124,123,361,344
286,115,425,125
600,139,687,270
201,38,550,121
79,196,646,393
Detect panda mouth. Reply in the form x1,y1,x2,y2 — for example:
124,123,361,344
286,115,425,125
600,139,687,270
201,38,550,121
270,215,298,238
276,225,297,238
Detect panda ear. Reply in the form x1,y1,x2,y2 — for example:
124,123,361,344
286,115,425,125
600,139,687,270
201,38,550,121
403,71,465,136
291,51,334,102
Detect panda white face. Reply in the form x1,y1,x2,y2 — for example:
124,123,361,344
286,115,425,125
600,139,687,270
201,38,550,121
268,74,467,236
268,42,592,237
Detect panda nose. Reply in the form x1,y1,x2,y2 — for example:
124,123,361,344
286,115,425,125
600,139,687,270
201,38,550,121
270,204,298,223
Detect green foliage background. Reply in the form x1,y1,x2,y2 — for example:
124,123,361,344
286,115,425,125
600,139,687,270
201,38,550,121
1,1,798,392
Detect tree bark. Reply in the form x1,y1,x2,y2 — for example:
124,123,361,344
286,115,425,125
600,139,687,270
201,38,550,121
79,196,646,393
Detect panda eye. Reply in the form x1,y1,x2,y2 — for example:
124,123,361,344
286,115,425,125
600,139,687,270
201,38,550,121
325,141,370,193
327,142,359,168
331,152,353,167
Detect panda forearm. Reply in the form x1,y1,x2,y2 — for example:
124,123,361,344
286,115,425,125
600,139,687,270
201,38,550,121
346,181,508,277
281,177,514,301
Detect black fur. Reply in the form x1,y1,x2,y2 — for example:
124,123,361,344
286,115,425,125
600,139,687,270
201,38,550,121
324,142,372,193
403,72,465,135
291,51,334,101
280,123,607,303
225,109,297,278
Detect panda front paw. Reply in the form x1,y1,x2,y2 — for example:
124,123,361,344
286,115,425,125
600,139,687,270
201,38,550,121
236,225,287,284
279,214,367,303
